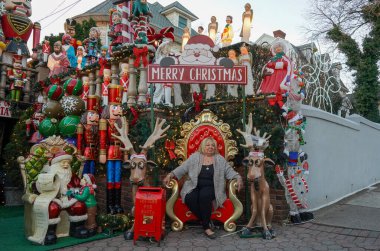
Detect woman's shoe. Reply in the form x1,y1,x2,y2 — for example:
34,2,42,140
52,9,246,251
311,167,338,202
204,231,217,239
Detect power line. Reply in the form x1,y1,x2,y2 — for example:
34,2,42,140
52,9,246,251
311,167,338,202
43,0,83,29
36,0,81,23
46,0,67,17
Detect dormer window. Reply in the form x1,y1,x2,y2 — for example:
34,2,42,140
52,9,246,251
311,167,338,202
178,16,187,29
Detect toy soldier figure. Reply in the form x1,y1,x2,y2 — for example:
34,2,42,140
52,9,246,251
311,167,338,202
119,63,129,103
99,85,126,214
7,54,27,101
77,95,100,175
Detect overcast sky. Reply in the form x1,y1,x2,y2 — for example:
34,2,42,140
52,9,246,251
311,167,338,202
30,0,310,46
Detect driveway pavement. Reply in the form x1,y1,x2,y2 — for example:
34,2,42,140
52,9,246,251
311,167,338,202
60,184,380,251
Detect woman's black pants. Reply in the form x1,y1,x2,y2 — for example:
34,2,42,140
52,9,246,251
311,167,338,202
185,186,215,230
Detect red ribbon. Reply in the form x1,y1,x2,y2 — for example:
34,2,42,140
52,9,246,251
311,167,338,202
130,107,139,126
193,92,203,112
147,27,175,47
165,139,176,160
133,46,149,68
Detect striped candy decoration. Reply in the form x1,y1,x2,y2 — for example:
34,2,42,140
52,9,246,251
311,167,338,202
47,85,64,101
117,2,132,44
285,179,303,208
302,178,309,192
64,78,83,96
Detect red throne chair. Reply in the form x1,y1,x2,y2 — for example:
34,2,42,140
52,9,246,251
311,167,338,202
165,109,243,232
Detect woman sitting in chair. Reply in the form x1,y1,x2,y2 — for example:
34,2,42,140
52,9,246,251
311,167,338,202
163,137,243,239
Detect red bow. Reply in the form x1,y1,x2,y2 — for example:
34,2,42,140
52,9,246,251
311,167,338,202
130,107,139,126
49,77,61,85
147,27,175,47
133,46,149,68
193,92,203,112
165,139,176,160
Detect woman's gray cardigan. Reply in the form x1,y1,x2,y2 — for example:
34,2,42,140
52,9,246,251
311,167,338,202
172,152,241,208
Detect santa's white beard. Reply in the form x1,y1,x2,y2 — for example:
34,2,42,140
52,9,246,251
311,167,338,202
179,54,216,65
50,164,72,195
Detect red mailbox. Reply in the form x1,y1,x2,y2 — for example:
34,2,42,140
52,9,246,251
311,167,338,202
134,186,166,245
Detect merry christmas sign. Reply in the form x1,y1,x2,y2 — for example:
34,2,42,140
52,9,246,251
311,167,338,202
0,101,11,118
148,35,247,85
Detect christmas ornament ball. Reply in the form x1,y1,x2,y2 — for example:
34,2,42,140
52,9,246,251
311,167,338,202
42,100,64,118
59,115,80,137
47,85,64,101
39,118,59,137
64,78,83,96
61,95,85,116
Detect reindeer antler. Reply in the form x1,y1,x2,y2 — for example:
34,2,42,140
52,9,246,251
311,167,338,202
111,117,137,154
140,118,170,155
236,113,254,150
254,128,272,141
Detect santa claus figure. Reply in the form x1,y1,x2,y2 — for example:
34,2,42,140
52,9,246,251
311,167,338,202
28,151,88,245
153,37,184,107
178,35,219,99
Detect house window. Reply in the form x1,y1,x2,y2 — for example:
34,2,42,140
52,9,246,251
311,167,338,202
178,16,187,29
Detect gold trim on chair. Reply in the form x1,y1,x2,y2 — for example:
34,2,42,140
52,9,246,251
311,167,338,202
165,179,184,232
224,179,243,232
175,109,238,164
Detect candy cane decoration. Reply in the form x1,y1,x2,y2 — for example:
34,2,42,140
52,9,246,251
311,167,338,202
117,1,133,44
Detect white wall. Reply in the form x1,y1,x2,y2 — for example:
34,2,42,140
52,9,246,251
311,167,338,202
302,105,380,210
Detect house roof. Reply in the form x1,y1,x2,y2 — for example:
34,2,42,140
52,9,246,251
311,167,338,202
82,0,113,15
72,1,198,42
160,1,198,20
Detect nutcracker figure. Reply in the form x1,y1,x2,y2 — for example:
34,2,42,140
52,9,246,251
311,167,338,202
2,0,40,57
77,95,100,176
99,85,125,214
98,46,110,78
102,69,111,106
42,40,50,64
64,18,78,51
120,63,129,103
7,54,28,101
81,76,90,106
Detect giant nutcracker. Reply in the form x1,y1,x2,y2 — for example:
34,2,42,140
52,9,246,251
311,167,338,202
99,85,126,214
2,0,40,58
7,54,27,101
77,95,100,175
